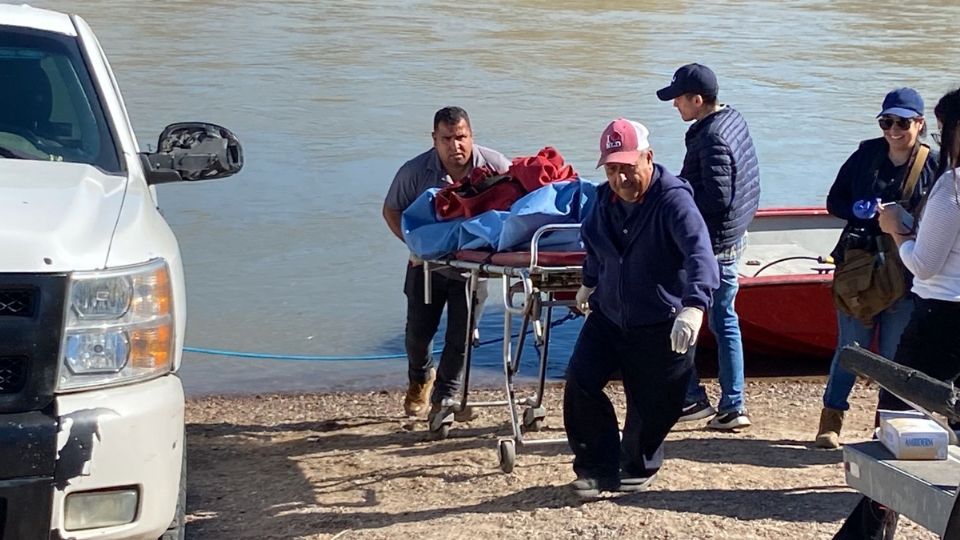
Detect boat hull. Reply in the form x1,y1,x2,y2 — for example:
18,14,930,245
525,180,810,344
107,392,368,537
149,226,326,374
696,207,842,364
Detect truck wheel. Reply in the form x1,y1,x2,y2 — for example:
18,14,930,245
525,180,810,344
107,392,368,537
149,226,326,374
159,440,187,540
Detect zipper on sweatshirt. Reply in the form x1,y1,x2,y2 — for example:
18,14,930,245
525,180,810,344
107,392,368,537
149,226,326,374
618,256,627,328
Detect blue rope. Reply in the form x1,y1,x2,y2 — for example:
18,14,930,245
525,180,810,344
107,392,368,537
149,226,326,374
181,347,413,361
183,312,578,362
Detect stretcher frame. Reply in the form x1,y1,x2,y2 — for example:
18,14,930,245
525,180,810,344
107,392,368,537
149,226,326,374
423,223,583,472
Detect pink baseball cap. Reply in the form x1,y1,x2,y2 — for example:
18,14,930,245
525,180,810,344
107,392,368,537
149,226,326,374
597,118,651,168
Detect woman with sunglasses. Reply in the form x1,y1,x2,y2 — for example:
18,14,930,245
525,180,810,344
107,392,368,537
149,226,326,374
815,88,938,449
833,87,960,540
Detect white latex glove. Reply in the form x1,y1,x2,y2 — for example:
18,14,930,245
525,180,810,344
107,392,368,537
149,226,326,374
670,307,704,354
575,285,596,314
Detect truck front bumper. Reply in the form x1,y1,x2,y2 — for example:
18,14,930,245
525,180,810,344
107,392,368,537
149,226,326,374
48,374,185,540
0,472,55,539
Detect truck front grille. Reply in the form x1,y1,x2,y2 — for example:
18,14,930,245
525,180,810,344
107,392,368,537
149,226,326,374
0,358,26,394
0,289,33,317
0,274,67,413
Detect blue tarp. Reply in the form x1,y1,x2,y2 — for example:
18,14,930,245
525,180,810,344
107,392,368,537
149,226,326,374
402,179,598,259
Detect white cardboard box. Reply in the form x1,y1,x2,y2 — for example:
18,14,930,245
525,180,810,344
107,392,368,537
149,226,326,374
878,410,949,460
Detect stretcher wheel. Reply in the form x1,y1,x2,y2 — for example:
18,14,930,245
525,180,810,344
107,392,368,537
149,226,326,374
498,439,516,473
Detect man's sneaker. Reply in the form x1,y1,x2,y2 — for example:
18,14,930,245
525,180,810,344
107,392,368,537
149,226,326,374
678,400,716,422
428,402,453,424
403,369,435,417
618,471,658,492
707,410,752,430
568,476,619,499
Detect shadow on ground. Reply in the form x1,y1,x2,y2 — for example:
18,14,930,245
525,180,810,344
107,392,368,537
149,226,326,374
184,413,852,539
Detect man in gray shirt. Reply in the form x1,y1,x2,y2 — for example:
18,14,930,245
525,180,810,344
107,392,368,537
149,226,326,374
383,106,510,424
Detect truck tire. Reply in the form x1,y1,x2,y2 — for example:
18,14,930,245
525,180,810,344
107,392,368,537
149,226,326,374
159,439,187,540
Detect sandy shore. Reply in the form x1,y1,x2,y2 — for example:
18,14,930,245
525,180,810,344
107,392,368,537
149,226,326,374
183,378,937,539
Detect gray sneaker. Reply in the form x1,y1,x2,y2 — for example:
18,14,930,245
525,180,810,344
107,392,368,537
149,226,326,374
568,476,619,499
618,472,658,492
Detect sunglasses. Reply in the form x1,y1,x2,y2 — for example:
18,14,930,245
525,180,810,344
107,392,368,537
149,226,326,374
878,117,914,130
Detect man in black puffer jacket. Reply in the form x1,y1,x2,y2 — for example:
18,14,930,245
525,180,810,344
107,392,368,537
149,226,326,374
657,63,761,431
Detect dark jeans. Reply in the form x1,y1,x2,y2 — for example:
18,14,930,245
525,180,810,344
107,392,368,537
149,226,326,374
877,298,960,411
403,263,470,405
564,311,694,481
835,298,960,539
833,498,899,540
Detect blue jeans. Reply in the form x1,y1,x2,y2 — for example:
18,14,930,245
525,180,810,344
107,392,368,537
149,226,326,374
822,294,915,411
686,237,746,414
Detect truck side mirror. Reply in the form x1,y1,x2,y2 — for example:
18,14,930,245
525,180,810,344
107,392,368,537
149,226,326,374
141,122,243,185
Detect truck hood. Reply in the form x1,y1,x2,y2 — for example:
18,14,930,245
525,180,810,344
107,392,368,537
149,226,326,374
0,161,127,273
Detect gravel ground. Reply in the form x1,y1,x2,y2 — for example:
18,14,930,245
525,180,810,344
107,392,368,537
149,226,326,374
183,378,938,539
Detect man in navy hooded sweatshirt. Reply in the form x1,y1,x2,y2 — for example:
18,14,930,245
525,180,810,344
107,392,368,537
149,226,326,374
564,118,719,498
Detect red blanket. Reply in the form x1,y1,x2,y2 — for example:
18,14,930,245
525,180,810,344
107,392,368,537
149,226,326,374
434,147,577,220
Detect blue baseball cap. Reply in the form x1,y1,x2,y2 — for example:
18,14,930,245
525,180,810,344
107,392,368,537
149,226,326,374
877,88,924,118
656,63,719,101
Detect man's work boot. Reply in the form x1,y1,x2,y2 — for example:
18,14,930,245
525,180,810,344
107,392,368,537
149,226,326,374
403,368,435,417
815,407,844,449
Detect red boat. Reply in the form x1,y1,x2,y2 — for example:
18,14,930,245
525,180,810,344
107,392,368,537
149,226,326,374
696,207,845,363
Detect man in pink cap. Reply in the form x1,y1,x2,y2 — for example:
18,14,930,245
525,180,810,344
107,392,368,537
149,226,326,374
563,118,718,498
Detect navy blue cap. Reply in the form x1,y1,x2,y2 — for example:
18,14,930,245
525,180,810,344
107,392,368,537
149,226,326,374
877,87,924,118
656,63,719,101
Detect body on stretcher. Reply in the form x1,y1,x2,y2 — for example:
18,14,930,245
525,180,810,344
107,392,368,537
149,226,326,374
423,223,584,472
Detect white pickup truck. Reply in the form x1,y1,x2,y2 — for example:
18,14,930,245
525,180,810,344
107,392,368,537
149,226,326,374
0,5,242,539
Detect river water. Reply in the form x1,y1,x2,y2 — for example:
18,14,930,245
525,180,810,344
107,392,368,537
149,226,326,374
33,0,960,395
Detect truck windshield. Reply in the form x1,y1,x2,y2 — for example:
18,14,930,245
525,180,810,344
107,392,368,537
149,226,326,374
0,26,121,172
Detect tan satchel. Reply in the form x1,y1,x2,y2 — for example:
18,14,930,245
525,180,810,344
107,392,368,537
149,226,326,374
831,144,929,324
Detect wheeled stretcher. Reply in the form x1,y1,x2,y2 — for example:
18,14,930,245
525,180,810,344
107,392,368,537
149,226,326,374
423,223,584,473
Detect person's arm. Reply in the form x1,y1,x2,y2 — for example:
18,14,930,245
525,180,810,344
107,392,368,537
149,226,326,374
826,151,859,221
897,175,960,280
666,190,720,310
383,161,418,244
578,205,600,288
382,202,405,242
693,134,734,219
581,236,599,290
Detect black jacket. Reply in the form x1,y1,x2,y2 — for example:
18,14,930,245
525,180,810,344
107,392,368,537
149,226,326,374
680,106,761,252
826,137,938,259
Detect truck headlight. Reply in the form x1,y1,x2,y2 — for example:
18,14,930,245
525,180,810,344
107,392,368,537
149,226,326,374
58,259,174,392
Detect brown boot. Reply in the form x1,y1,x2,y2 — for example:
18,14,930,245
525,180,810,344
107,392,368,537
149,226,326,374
815,407,844,449
453,405,478,423
403,368,435,417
